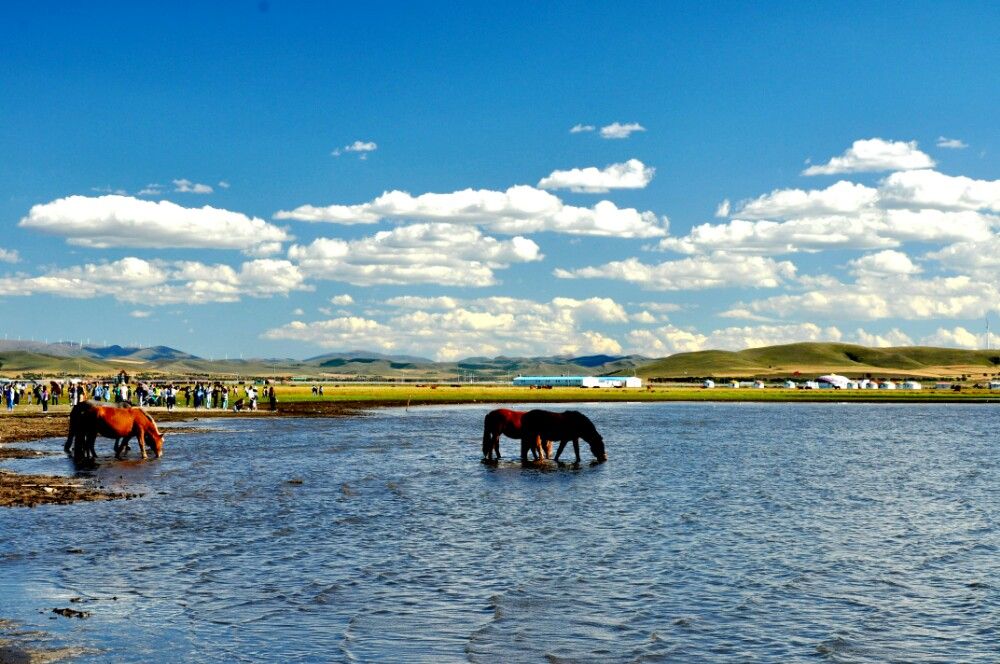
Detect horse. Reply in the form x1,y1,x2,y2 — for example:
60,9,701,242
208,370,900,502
66,401,164,462
519,410,606,463
482,408,552,461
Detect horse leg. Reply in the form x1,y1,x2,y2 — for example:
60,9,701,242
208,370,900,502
520,435,531,462
554,440,569,462
494,433,502,460
482,427,493,460
137,431,147,459
573,438,581,463
543,440,553,459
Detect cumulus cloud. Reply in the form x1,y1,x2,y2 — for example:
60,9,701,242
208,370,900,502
136,184,164,196
0,257,309,305
570,124,595,133
275,185,668,238
937,137,968,149
627,322,843,356
851,327,914,348
921,326,982,349
600,122,646,139
537,159,655,193
659,172,998,255
332,140,377,157
173,179,214,194
0,248,19,263
803,138,935,176
723,273,999,321
288,223,542,287
847,249,921,277
554,252,797,291
329,294,355,306
20,195,289,254
879,169,1000,212
715,199,730,217
263,295,629,361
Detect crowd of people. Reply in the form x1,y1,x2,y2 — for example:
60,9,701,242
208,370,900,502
1,370,279,413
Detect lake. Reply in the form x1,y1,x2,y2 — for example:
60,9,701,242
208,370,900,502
2,402,999,662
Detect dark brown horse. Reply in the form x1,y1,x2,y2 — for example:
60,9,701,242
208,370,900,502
482,408,552,460
519,410,606,463
66,400,164,462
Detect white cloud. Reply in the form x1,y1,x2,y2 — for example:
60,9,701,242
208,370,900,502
20,195,289,254
332,140,377,157
570,124,595,133
137,184,164,196
600,122,646,139
129,310,152,318
926,236,1000,272
879,169,1000,212
851,327,914,348
630,311,657,324
555,252,797,291
736,181,879,219
659,173,998,256
715,199,730,217
0,248,19,263
292,308,305,316
724,273,999,321
937,136,968,149
627,322,843,356
0,257,309,305
263,295,630,361
921,326,982,349
173,178,214,194
384,295,461,310
329,294,355,306
288,223,542,287
847,249,921,277
218,180,231,189
803,138,935,176
275,185,668,238
537,159,655,193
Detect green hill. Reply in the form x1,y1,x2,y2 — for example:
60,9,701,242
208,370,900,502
639,342,1000,379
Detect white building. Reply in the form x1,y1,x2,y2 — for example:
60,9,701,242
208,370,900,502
752,380,765,389
703,379,715,389
512,375,642,388
783,380,797,389
989,380,1000,390
880,381,897,390
900,380,922,390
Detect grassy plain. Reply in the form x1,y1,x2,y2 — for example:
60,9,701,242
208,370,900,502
271,384,1000,405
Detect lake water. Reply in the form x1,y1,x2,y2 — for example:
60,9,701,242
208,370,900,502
2,402,999,662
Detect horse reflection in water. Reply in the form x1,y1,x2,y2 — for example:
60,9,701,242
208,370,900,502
65,400,165,463
519,409,606,464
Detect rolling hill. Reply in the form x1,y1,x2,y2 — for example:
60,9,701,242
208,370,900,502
638,342,1000,379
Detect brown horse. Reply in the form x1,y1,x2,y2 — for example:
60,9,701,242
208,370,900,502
482,408,551,460
66,400,164,461
519,410,606,463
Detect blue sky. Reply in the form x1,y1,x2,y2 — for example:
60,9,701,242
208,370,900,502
1,1,998,360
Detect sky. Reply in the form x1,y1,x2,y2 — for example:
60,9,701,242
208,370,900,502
1,1,998,360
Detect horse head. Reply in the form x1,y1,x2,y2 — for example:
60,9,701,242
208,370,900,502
137,409,165,458
568,411,607,462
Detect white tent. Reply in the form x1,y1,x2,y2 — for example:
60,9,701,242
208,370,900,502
900,380,922,390
880,381,897,390
818,374,851,389
783,380,796,389
703,379,715,389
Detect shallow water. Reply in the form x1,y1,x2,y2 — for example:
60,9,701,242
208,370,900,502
2,402,999,662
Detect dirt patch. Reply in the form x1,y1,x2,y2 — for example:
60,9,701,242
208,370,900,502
0,470,142,508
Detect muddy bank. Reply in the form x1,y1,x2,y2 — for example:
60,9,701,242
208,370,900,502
0,470,141,508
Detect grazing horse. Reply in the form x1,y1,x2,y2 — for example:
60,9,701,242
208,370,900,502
519,410,606,463
482,408,552,461
66,401,164,462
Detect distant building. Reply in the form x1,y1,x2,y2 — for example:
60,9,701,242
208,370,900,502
900,380,922,390
703,379,715,389
783,380,796,389
512,376,642,388
817,374,851,389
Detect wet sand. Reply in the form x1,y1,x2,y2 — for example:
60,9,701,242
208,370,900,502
0,400,368,509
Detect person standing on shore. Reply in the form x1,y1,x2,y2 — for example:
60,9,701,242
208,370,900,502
40,386,49,412
221,387,229,410
269,387,277,411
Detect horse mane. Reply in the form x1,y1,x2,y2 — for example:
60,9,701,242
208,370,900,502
135,407,162,436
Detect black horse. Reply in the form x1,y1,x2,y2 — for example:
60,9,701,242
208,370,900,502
519,410,607,463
